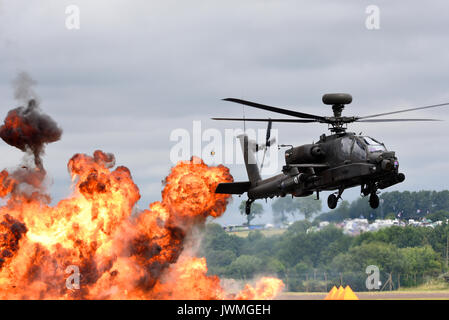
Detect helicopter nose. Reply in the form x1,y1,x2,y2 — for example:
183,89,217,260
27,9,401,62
369,151,395,164
369,151,398,171
380,151,399,171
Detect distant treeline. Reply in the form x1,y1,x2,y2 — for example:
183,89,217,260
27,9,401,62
200,219,449,292
316,190,449,222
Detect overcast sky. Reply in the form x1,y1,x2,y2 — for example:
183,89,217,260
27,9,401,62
1,0,449,225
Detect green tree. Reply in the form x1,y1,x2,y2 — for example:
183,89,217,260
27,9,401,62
272,197,296,225
384,212,397,219
331,242,406,274
285,220,313,237
205,249,236,268
240,230,279,260
200,223,244,257
272,196,321,224
239,200,263,225
276,225,351,268
263,257,286,277
401,246,441,275
287,262,312,291
204,249,237,275
426,223,449,268
354,226,430,248
225,255,262,279
297,196,322,220
432,191,449,212
293,261,311,275
427,210,449,222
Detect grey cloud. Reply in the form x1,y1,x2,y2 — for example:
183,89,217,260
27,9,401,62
1,0,449,225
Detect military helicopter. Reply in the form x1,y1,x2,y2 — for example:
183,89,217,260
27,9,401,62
213,93,449,213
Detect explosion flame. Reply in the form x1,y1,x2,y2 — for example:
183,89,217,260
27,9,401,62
0,98,62,170
0,99,284,300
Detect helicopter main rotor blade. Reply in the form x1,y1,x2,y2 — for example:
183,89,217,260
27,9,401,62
357,118,442,122
212,117,317,123
213,117,441,124
359,102,449,120
223,98,325,121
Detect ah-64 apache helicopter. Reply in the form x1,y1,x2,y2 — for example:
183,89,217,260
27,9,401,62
213,93,449,214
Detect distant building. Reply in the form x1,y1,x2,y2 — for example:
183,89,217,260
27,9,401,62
306,218,443,235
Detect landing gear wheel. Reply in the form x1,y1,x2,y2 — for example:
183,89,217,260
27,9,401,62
369,193,380,209
327,194,338,209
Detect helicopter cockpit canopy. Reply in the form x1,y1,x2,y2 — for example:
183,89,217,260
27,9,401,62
359,136,387,153
338,135,388,163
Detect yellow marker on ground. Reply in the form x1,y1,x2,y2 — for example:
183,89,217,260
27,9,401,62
335,286,345,300
324,286,338,300
323,285,359,300
342,286,359,300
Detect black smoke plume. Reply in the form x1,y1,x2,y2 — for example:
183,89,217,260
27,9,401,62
0,73,62,170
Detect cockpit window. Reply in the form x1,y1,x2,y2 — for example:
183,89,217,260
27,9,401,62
340,137,353,157
352,137,366,160
362,136,387,153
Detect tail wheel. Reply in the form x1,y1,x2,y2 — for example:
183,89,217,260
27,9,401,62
327,194,338,209
369,193,380,209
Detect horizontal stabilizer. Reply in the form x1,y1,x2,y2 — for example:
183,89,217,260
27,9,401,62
215,181,251,194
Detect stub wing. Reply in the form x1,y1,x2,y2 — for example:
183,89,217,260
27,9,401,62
215,181,251,194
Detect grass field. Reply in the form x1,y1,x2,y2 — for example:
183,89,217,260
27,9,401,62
228,228,286,237
398,279,449,291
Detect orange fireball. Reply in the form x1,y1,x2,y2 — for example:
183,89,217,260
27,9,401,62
0,151,284,300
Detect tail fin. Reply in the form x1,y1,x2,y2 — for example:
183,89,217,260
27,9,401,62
237,134,261,185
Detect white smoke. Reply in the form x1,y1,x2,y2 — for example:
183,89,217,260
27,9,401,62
12,71,40,104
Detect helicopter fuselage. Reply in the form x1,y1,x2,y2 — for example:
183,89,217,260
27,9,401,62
257,132,402,194
220,131,405,210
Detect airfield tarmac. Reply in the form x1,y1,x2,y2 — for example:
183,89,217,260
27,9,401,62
278,291,449,300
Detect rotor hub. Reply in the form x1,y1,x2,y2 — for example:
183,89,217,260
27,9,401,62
321,93,353,132
332,104,345,118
